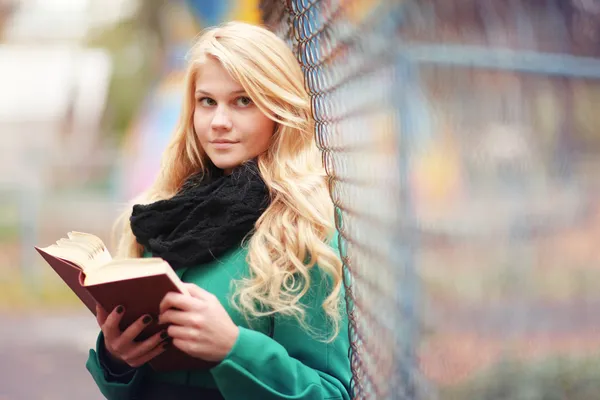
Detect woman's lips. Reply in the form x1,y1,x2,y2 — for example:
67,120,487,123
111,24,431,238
210,140,239,149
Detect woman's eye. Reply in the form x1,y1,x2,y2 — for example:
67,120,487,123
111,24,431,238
236,96,253,107
198,97,216,106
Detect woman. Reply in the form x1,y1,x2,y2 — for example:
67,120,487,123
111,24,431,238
86,21,352,400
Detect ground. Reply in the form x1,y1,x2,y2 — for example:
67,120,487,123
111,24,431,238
0,312,104,400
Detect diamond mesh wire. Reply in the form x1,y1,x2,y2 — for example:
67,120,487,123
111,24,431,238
260,1,600,399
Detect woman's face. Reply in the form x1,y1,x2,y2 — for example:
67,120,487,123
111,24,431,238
193,57,276,174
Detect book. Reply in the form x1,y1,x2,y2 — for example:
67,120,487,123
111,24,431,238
35,231,216,372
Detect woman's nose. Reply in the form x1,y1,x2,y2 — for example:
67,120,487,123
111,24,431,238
211,107,233,130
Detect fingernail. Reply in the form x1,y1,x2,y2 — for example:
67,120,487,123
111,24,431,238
116,305,124,314
160,331,168,340
143,315,152,324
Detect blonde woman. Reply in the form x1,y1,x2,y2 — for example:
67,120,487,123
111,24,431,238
85,22,351,400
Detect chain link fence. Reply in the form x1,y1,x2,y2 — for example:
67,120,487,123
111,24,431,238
261,1,600,399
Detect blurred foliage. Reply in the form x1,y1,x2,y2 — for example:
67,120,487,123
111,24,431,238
85,1,166,143
443,354,600,400
0,274,86,312
0,203,18,241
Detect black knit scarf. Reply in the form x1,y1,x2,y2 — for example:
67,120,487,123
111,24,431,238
130,161,270,270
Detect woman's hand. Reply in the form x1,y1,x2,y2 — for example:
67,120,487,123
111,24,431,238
96,304,168,368
158,283,239,362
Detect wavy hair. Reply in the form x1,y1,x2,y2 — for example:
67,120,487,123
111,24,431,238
113,21,343,339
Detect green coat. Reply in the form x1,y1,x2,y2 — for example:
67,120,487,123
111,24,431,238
86,235,352,400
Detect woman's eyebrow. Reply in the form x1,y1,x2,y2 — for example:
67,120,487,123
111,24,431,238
195,89,247,96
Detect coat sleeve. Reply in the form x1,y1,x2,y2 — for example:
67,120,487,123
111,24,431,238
86,332,148,400
210,266,352,400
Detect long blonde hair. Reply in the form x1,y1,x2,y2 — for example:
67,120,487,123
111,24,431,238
114,21,343,338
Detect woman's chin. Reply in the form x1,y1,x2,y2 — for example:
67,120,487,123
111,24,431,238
210,159,243,173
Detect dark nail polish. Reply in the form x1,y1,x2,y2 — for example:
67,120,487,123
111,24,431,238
160,331,168,340
116,305,124,314
143,315,152,324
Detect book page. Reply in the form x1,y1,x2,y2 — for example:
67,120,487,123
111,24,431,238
67,232,112,270
37,244,91,270
38,231,112,272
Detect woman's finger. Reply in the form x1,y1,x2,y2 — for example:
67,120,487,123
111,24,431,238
119,313,155,344
96,304,108,327
183,283,211,300
159,292,202,314
167,324,201,341
122,329,169,365
158,308,195,326
102,305,125,342
171,337,193,355
127,340,169,368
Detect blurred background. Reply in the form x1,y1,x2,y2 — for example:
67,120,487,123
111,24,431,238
0,1,260,398
1,0,600,399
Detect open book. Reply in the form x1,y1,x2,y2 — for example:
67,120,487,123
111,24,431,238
35,231,216,372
